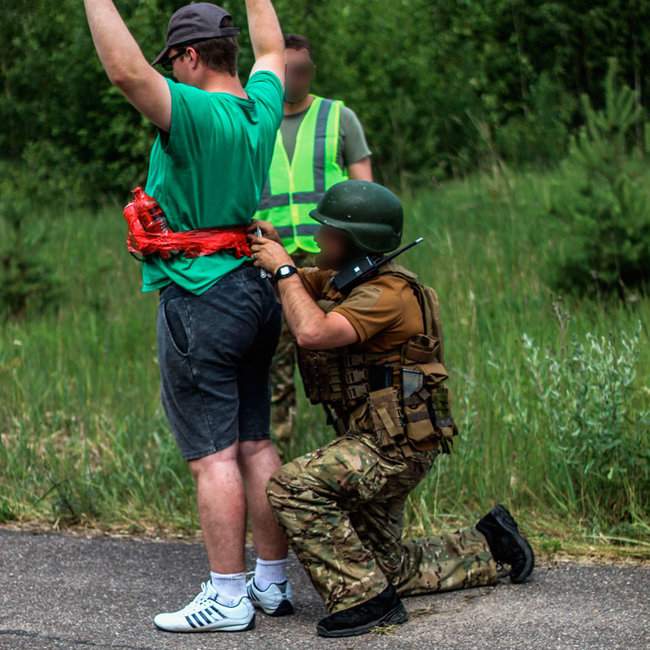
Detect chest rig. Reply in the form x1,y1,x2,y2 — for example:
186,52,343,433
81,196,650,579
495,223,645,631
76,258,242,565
297,267,458,455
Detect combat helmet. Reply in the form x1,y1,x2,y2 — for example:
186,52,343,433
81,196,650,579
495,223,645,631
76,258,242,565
310,180,403,254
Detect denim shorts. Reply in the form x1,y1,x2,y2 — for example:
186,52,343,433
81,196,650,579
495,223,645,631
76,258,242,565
157,265,282,460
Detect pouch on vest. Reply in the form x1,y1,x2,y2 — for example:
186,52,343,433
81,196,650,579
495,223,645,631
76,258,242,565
430,383,458,452
402,334,439,364
401,357,456,453
402,368,436,444
368,387,410,453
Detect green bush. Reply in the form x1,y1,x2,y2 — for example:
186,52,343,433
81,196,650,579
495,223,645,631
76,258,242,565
550,61,650,296
499,326,650,529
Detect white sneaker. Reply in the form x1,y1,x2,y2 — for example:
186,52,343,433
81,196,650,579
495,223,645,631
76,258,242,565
247,578,294,617
154,581,255,633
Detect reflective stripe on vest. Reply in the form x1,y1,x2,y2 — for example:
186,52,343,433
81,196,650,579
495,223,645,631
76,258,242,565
255,96,349,254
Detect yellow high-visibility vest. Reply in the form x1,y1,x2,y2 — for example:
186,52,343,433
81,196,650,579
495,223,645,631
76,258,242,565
255,95,349,254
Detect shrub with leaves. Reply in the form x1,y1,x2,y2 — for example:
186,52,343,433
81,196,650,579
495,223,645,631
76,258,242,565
550,60,650,297
502,325,650,529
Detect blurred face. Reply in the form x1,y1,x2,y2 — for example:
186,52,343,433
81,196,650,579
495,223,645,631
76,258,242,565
284,47,315,104
314,226,353,270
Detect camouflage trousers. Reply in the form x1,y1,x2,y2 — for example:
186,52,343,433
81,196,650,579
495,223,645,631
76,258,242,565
270,251,316,443
267,434,498,613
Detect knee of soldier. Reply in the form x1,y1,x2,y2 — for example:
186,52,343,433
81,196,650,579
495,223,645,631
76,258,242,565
266,461,306,510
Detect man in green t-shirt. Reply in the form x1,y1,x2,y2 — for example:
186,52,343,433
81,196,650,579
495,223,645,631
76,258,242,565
84,0,293,632
257,33,373,447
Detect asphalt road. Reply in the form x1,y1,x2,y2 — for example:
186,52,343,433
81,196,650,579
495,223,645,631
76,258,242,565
0,528,648,650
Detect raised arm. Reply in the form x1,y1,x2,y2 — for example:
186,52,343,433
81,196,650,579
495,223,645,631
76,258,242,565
246,0,285,84
83,0,171,131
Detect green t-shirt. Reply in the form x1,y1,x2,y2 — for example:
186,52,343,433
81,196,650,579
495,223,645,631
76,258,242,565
142,71,283,294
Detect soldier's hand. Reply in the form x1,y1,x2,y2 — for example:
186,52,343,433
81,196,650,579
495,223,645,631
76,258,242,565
248,220,281,244
250,235,293,274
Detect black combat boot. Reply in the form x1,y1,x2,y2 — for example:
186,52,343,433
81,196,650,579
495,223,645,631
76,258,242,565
316,584,408,638
476,504,535,583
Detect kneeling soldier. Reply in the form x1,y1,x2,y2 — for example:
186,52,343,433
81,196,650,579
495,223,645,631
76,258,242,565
250,181,534,638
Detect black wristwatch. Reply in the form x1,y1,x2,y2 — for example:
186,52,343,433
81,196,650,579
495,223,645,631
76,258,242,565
274,264,298,283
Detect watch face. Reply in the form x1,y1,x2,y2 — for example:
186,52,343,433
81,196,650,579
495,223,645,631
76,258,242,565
275,265,296,282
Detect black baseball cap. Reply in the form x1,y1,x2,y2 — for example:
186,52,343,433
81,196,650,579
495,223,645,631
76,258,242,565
152,3,240,66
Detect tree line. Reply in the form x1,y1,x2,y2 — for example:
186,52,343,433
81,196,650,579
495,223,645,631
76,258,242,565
2,0,650,199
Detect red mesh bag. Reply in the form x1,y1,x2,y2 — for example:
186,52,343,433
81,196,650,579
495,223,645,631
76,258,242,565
123,187,252,260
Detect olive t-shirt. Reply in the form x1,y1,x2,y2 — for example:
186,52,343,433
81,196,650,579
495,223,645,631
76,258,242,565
281,103,371,167
299,263,424,354
142,71,283,295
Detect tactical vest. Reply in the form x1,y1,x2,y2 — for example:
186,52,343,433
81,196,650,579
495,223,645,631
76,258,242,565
297,268,458,456
255,96,349,255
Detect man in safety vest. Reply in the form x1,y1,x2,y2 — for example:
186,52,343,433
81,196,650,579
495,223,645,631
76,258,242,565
250,180,535,638
84,0,294,633
254,33,373,445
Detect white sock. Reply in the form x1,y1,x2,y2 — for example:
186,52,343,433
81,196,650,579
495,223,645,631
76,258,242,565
210,571,247,606
254,557,289,590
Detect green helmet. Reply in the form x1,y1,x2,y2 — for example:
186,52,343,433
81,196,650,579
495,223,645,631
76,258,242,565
310,180,403,254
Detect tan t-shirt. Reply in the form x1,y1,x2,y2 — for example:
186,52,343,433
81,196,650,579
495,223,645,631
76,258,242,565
299,263,425,354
